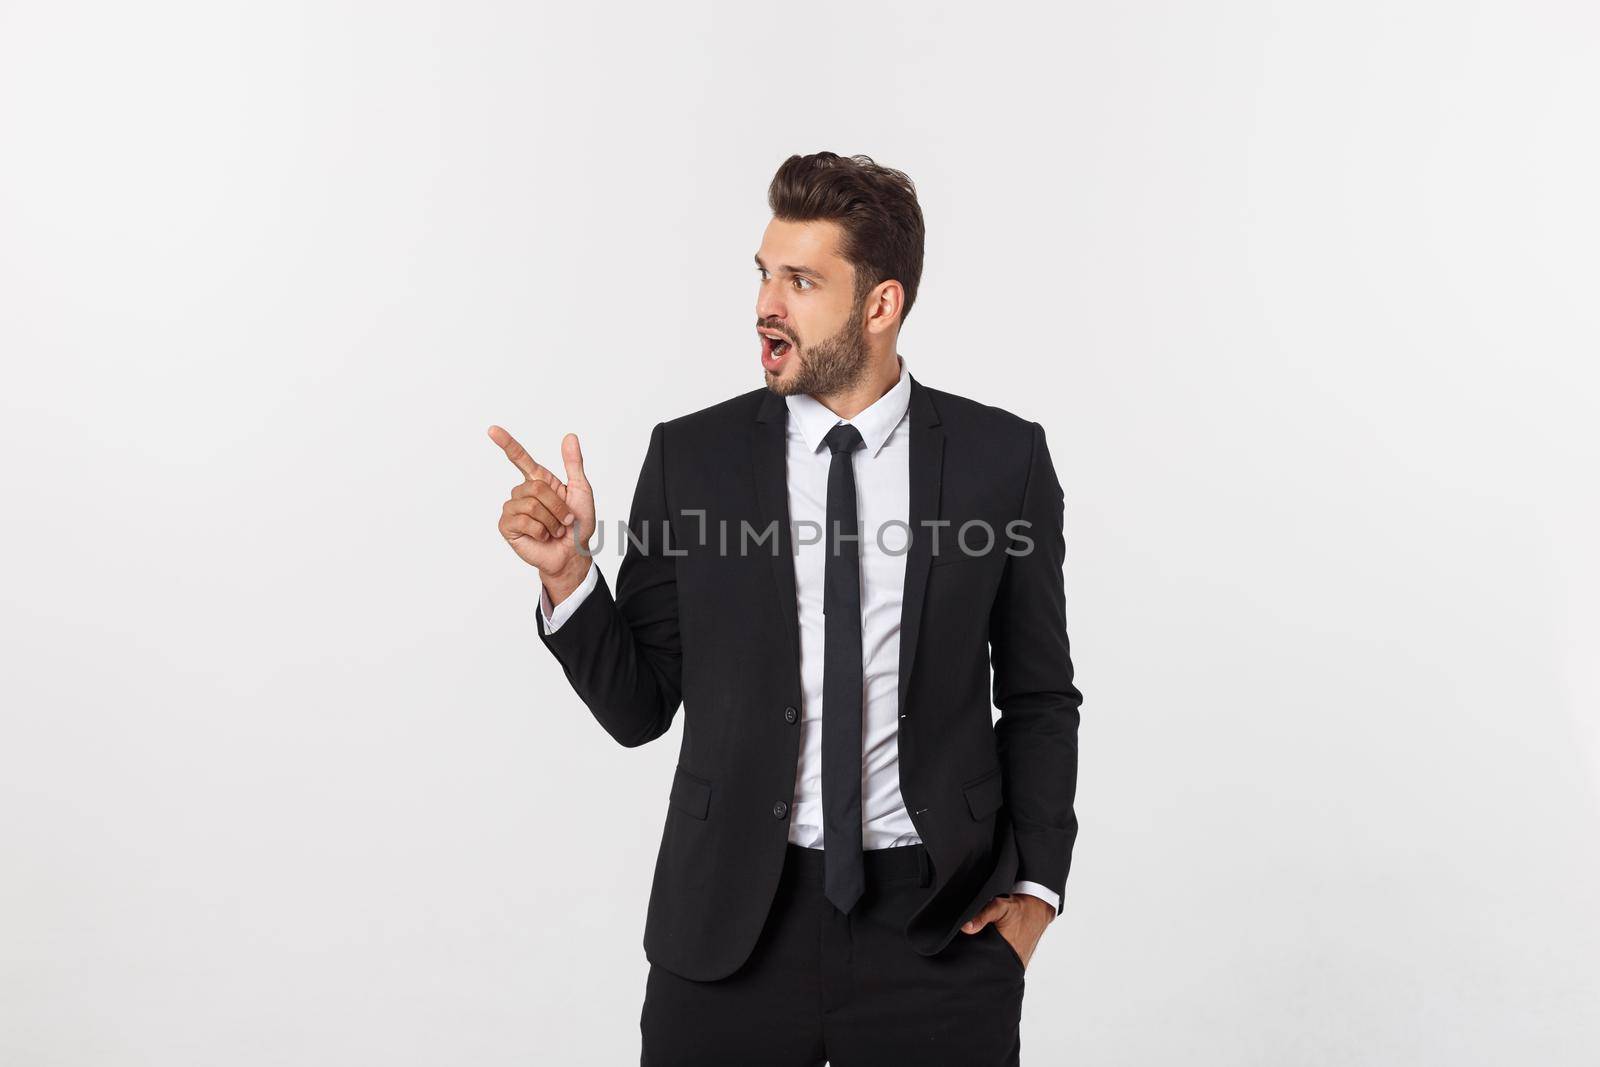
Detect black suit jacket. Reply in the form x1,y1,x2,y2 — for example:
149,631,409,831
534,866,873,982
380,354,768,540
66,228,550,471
536,374,1082,981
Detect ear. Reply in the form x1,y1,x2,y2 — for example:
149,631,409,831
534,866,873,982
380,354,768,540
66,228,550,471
863,278,904,338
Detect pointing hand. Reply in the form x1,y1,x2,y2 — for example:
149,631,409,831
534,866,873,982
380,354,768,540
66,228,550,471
487,425,596,598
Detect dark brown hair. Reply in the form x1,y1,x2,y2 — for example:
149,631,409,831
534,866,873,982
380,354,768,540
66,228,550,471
766,152,926,323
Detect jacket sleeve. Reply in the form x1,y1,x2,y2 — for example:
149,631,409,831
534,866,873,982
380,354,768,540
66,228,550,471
989,420,1083,912
535,421,683,747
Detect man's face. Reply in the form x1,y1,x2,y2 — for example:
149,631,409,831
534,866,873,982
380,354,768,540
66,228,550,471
755,217,871,397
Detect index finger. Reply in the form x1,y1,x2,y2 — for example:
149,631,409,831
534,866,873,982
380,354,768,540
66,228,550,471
486,424,553,483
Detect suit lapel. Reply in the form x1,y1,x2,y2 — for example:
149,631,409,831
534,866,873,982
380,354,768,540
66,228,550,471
752,389,801,682
897,375,943,720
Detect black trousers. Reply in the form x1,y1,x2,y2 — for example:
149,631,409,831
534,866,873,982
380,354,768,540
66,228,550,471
640,842,1026,1066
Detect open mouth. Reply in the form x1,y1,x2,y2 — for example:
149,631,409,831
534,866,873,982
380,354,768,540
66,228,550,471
759,329,793,370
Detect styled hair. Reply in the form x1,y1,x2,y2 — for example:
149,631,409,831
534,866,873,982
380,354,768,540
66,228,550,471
766,152,926,323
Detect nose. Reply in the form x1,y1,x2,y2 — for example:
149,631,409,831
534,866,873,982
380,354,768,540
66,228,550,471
756,279,786,324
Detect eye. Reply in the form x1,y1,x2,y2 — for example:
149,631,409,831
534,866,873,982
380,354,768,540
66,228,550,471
792,276,813,291
756,268,770,281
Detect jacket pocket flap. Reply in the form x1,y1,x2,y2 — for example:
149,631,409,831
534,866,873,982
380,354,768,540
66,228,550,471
670,765,712,820
930,549,992,568
963,767,1004,820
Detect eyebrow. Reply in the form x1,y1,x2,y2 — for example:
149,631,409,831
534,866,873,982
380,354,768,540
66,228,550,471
754,254,824,279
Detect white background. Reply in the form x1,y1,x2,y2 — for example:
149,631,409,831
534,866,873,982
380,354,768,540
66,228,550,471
3,2,1597,1063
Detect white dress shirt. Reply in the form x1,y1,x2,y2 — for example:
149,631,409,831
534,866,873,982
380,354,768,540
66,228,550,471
540,356,1058,910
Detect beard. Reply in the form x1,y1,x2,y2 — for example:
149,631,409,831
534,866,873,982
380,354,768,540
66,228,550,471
764,301,872,398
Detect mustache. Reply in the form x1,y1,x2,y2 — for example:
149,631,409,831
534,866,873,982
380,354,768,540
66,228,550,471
756,320,797,345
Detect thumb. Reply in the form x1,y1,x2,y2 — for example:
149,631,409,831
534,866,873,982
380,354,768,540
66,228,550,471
962,897,1010,934
562,432,589,489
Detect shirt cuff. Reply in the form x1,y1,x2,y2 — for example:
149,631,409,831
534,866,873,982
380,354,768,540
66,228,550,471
539,563,599,634
1009,880,1061,914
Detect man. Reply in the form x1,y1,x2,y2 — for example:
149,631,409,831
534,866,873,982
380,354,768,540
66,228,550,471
489,152,1082,1065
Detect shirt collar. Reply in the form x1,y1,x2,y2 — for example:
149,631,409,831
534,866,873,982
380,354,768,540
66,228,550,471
785,355,912,459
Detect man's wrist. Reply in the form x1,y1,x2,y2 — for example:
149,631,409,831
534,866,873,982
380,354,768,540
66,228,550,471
541,557,592,608
1009,880,1061,916
1011,892,1054,914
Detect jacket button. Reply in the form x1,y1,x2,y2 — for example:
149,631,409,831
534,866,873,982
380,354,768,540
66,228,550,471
772,801,789,818
783,706,798,724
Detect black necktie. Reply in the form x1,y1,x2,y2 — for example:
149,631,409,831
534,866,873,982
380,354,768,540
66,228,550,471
821,422,866,915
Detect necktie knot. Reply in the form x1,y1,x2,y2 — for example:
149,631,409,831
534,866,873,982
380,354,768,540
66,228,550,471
824,423,864,456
